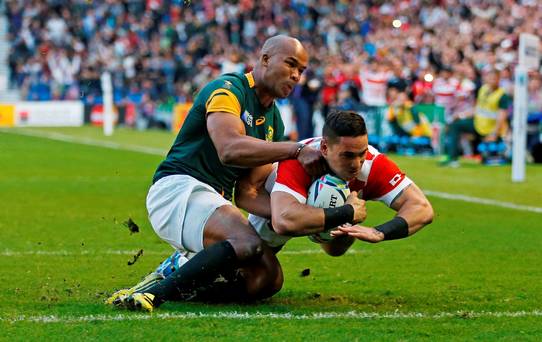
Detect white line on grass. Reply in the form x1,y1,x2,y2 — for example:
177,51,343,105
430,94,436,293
3,128,541,214
0,249,363,257
3,310,542,324
423,190,542,214
0,128,165,156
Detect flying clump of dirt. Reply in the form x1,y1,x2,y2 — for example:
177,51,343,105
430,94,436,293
123,218,140,234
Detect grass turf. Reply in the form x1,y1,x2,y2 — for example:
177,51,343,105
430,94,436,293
1,127,541,340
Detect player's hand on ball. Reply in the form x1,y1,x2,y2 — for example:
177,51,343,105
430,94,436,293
346,191,366,224
334,225,384,243
297,145,326,177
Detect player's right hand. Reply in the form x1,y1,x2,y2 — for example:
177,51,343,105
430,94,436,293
297,145,326,177
346,191,366,224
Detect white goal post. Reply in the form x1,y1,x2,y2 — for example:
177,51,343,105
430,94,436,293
100,71,114,136
512,33,539,182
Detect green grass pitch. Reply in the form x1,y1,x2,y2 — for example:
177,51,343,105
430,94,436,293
1,126,542,340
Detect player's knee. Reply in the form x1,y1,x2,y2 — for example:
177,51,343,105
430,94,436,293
269,268,284,295
255,278,283,300
246,264,283,300
228,235,264,261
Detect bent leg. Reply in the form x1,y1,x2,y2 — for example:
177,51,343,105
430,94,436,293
140,205,273,305
188,244,284,303
203,205,265,262
239,243,283,300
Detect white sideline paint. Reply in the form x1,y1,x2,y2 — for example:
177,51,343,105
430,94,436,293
424,190,542,214
0,128,165,156
2,310,542,324
2,128,542,214
0,249,363,257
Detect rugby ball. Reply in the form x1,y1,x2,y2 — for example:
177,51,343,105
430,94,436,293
306,174,350,243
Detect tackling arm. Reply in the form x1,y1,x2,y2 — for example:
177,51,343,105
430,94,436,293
207,113,323,173
234,164,274,219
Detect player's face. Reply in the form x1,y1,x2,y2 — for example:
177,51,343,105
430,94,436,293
322,135,369,181
264,45,308,98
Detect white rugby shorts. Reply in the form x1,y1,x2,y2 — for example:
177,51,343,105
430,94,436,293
248,214,292,248
146,174,232,253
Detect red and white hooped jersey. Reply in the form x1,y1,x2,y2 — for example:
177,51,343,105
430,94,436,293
432,77,460,116
249,137,412,247
360,70,390,106
271,137,412,206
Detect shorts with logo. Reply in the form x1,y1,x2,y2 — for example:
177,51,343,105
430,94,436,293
146,174,231,253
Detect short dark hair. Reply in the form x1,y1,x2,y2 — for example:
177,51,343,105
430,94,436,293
322,110,367,143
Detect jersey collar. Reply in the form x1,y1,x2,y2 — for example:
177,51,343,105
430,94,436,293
244,72,255,88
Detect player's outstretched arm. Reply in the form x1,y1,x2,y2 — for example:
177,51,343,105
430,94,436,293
235,164,273,219
390,183,433,235
207,113,324,174
271,191,365,236
331,183,433,243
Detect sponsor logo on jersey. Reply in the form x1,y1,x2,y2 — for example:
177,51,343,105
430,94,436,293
255,116,266,125
242,110,253,127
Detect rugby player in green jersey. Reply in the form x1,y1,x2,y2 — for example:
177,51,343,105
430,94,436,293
107,35,330,311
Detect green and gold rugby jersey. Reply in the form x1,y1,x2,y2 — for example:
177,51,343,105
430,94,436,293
153,72,285,200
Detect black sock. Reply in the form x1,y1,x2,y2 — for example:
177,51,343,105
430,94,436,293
170,269,249,303
142,241,238,305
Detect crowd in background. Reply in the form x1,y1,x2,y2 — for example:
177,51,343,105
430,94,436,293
5,0,542,161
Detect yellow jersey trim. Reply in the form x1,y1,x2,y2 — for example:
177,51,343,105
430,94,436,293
245,72,255,88
205,88,242,116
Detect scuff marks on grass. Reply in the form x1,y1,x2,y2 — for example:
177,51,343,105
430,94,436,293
127,249,143,266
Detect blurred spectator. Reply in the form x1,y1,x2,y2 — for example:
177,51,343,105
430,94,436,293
442,69,511,167
451,61,479,158
289,72,319,140
320,66,340,119
4,0,541,146
360,57,389,108
527,72,542,161
387,90,432,139
432,66,459,124
336,83,358,112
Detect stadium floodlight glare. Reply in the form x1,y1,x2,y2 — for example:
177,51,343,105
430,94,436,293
423,73,433,82
392,19,402,28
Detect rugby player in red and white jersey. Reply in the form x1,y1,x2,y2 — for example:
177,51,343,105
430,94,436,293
248,111,433,256
116,111,433,303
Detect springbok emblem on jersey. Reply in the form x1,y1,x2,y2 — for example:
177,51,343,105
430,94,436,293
266,126,274,142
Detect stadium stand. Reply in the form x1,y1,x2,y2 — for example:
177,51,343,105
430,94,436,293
4,0,542,161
